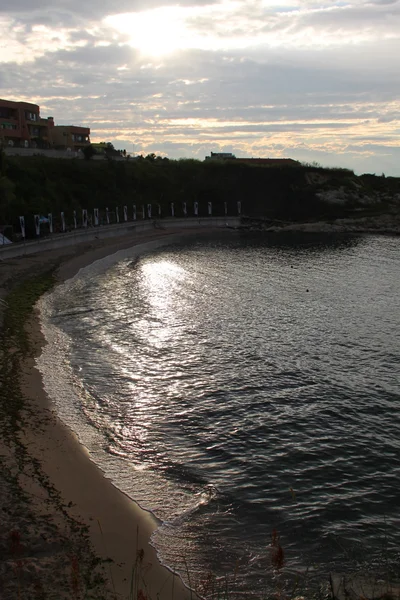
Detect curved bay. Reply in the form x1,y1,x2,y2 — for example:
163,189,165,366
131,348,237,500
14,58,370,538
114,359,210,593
46,233,400,595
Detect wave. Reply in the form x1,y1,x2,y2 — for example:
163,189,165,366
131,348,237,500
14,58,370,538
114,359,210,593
55,307,95,318
36,233,400,596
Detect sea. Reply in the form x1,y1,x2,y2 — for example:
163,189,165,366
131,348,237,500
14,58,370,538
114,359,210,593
37,231,400,597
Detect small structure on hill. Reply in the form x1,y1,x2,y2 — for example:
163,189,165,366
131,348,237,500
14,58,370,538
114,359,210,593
205,152,236,160
205,152,300,166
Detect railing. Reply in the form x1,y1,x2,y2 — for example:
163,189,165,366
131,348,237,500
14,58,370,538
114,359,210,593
0,216,241,260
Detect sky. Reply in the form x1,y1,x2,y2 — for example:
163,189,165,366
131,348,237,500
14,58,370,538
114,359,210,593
1,0,400,175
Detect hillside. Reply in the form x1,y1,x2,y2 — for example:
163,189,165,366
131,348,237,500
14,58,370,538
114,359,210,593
1,152,399,239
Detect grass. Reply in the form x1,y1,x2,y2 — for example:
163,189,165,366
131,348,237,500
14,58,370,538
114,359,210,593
0,272,55,442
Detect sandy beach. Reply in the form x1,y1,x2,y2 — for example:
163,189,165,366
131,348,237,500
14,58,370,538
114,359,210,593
0,228,207,600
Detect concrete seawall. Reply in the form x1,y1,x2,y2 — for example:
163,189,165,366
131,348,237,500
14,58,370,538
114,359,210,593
0,217,241,260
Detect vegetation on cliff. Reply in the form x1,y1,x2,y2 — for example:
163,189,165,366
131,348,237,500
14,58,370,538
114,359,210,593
0,151,399,239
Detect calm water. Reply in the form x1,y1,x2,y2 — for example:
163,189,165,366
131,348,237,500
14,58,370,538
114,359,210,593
39,232,400,596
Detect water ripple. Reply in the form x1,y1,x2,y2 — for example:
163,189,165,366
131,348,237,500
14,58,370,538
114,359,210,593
44,233,400,595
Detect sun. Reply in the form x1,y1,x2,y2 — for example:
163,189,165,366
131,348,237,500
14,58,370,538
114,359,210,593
105,8,191,56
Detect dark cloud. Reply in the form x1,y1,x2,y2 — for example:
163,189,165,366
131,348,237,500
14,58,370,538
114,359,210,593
296,1,400,31
1,0,217,26
369,0,399,5
2,43,399,119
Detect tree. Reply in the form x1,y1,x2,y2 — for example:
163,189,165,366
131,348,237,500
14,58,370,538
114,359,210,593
104,142,119,160
0,149,6,176
82,144,96,161
0,175,16,222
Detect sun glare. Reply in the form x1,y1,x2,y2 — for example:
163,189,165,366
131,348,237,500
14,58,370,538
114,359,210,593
105,8,193,56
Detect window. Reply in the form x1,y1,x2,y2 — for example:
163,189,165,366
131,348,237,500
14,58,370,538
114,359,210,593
25,111,38,121
1,123,17,130
72,132,88,143
0,108,13,119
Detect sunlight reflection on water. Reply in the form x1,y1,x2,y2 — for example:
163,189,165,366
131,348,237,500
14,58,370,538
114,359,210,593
40,233,400,596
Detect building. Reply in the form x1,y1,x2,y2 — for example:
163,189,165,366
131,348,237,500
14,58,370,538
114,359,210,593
205,152,300,167
91,142,108,155
205,152,236,161
0,98,90,152
51,125,91,152
0,99,54,148
235,157,300,166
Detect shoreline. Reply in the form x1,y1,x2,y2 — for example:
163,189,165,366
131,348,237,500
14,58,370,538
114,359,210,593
239,213,400,235
0,227,215,599
21,317,191,600
2,225,397,599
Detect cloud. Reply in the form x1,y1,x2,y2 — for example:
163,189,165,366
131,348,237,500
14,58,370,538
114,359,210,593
1,0,400,174
0,0,217,26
